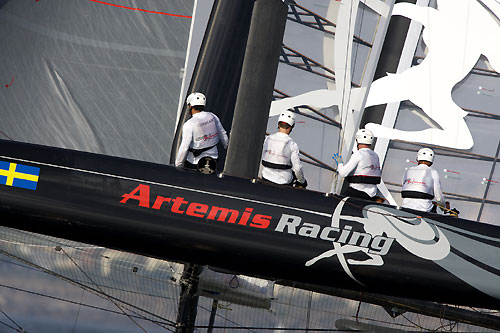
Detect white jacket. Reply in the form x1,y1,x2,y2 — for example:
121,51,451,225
337,148,381,197
175,112,228,167
261,132,305,185
402,164,445,212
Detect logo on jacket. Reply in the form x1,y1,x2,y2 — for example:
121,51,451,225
403,178,426,185
195,133,218,142
364,165,380,170
198,118,215,127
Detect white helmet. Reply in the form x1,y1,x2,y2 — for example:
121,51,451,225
278,111,295,127
355,129,374,145
417,148,434,163
186,92,206,107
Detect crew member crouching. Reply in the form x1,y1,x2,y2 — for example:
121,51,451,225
261,111,307,188
337,129,382,201
175,92,229,171
401,148,445,212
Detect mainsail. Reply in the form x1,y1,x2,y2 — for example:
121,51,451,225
0,0,193,163
1,0,500,332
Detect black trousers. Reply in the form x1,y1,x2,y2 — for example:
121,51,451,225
184,161,198,170
262,176,293,186
184,159,219,171
344,186,376,201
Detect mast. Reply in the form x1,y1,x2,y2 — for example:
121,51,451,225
170,0,255,165
223,0,288,179
356,0,421,204
173,1,287,330
171,1,255,331
360,0,419,129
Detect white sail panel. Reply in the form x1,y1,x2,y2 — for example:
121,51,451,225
0,0,194,164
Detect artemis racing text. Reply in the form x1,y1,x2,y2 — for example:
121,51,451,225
120,184,394,255
120,184,271,228
275,214,394,255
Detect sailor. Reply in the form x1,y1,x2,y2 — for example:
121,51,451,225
261,111,307,187
337,129,382,201
401,148,445,212
175,92,229,170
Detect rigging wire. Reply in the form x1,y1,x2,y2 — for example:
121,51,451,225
3,253,181,303
0,306,25,332
323,0,367,193
0,282,141,318
332,0,358,194
2,248,494,332
0,319,22,333
0,130,13,141
58,246,148,332
2,229,180,293
183,326,348,331
306,290,313,331
71,289,85,333
0,282,174,331
401,310,473,333
0,257,39,272
339,0,357,149
270,285,459,332
0,248,178,330
197,303,258,333
352,0,366,86
355,299,362,324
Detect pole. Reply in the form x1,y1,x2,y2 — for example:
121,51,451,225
175,264,203,333
170,0,255,164
223,0,288,178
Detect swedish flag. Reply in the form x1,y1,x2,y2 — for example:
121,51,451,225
0,161,40,190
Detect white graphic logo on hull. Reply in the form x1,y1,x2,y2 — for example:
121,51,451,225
270,0,500,150
304,198,450,285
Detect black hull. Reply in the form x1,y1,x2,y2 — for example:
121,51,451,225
1,139,500,309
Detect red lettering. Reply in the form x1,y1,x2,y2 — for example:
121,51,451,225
207,206,239,223
186,203,208,218
120,184,150,208
152,196,171,210
238,207,253,225
171,197,188,214
120,184,272,229
250,214,271,229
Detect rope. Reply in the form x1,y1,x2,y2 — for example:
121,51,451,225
0,130,13,141
433,202,459,217
0,281,174,332
0,306,25,332
0,319,22,332
0,244,178,325
0,283,142,320
2,229,178,285
71,289,85,333
59,247,148,332
331,0,357,195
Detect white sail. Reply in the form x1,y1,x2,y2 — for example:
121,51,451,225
1,0,500,331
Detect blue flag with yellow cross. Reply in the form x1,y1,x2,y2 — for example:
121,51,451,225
0,161,40,190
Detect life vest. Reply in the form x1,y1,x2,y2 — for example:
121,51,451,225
346,149,381,184
190,112,220,152
262,133,292,170
402,166,434,200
